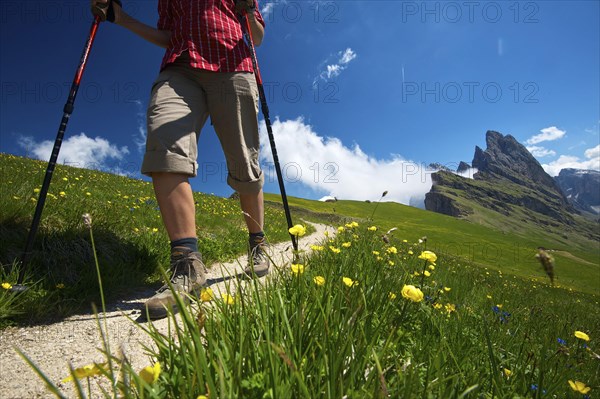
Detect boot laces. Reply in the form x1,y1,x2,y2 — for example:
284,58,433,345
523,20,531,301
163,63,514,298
251,243,267,265
156,253,195,293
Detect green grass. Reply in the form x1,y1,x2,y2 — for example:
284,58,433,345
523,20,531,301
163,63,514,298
265,193,600,295
2,153,599,398
0,153,300,323
21,220,600,398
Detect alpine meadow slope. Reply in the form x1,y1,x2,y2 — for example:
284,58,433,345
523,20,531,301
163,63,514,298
0,153,599,398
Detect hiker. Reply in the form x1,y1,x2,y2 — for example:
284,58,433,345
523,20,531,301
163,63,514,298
90,0,268,319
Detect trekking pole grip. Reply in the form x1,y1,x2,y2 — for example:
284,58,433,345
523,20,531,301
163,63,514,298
91,0,122,23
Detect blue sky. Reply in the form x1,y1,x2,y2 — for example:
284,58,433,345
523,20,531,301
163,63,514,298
1,1,599,205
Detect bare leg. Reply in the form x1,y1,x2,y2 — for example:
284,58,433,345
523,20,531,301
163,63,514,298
152,172,196,241
239,189,264,234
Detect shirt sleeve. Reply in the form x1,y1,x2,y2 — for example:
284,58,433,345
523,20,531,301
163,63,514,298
253,0,266,28
157,0,172,30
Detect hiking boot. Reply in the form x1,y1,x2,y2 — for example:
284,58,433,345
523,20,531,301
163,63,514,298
144,247,207,320
244,238,270,278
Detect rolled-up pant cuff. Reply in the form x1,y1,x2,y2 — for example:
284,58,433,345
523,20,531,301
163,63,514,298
228,172,264,194
141,150,197,177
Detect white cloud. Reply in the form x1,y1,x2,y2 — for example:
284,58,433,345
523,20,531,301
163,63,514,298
525,126,566,145
326,64,341,79
259,117,434,207
315,48,357,83
260,1,279,17
541,144,600,176
132,100,147,153
339,48,357,64
526,145,556,158
584,144,600,159
18,132,130,172
454,168,478,179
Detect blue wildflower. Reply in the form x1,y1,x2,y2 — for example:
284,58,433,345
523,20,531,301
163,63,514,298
557,338,566,345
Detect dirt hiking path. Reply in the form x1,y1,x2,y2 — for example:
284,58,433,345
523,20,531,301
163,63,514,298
0,222,331,399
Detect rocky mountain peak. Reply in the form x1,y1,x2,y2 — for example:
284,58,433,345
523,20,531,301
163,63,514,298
473,131,551,185
425,130,581,231
471,131,569,206
555,169,600,214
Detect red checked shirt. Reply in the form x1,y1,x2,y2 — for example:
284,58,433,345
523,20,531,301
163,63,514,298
157,0,265,73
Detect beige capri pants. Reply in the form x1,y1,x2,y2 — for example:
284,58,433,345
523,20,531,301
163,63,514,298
141,52,264,194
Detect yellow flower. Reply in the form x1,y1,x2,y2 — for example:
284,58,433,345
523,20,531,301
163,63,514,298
574,331,590,341
428,265,435,270
423,270,431,277
33,188,40,193
486,295,492,299
152,228,159,233
386,246,398,254
288,224,306,237
388,292,397,300
503,368,512,378
401,285,424,302
291,264,305,275
444,287,451,292
197,396,209,399
372,251,380,256
59,191,66,197
2,282,13,290
62,177,68,181
568,380,591,394
445,303,456,313
402,239,408,243
313,276,325,286
342,242,351,248
342,277,357,287
200,288,214,302
329,246,341,254
139,362,161,384
418,251,437,263
56,283,65,289
408,250,414,255
388,260,395,266
433,303,442,309
368,226,377,231
86,192,91,196
496,304,503,309
62,363,106,383
310,245,324,251
221,293,235,305
337,226,345,233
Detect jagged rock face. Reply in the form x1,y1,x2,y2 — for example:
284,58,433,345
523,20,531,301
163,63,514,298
472,131,569,206
555,169,600,214
424,190,466,217
457,161,471,173
425,131,577,227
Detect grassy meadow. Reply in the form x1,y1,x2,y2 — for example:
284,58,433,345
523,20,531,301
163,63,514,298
1,153,599,398
0,153,295,322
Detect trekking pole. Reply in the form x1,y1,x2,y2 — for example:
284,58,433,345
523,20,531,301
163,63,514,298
12,16,103,291
239,10,298,252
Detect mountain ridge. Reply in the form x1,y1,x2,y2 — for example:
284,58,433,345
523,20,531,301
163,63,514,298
424,131,597,241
